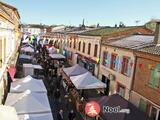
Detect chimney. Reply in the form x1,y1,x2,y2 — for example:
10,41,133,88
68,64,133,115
154,22,160,45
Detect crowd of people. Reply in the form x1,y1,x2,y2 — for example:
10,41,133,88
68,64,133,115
21,35,77,120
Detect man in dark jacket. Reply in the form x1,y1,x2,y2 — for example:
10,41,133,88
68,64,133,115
68,110,76,120
57,109,64,120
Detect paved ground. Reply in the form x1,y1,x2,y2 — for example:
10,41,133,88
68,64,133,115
43,75,84,120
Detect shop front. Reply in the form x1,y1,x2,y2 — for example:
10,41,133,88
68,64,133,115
77,55,95,75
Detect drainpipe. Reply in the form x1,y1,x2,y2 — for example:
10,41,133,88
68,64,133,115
129,51,137,101
97,38,102,79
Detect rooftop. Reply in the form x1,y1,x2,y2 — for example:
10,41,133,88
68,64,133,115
104,34,154,49
138,45,160,56
79,26,141,36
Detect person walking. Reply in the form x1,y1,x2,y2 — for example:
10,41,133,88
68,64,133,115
68,109,76,120
57,109,64,120
54,89,61,102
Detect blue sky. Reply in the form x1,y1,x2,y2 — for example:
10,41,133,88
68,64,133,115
4,0,160,26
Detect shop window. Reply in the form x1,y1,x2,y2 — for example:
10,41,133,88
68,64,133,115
78,41,81,51
150,107,158,120
111,54,118,70
88,43,91,55
149,65,160,89
117,83,125,97
83,42,85,53
139,98,147,113
94,44,98,57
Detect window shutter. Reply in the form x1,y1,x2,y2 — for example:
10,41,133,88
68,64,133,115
107,53,111,68
127,59,132,77
149,69,155,88
115,56,119,71
118,56,123,73
154,68,160,89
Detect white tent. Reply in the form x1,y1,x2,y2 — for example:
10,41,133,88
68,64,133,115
5,91,51,115
49,54,65,59
63,64,88,77
21,46,34,53
19,54,32,60
70,72,106,89
0,105,19,120
18,112,53,120
10,75,47,93
48,47,56,54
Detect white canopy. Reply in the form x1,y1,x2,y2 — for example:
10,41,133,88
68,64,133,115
48,47,56,54
10,75,47,93
63,64,88,77
19,54,32,60
5,91,51,115
49,54,65,59
0,105,19,120
70,72,106,89
21,46,34,53
23,64,43,70
18,112,53,120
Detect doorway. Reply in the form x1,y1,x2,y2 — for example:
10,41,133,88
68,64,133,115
102,75,110,96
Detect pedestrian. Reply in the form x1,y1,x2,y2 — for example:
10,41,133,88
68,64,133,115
68,109,76,120
54,89,61,102
57,109,64,120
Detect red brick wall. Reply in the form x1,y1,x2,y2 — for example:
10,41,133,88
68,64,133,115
133,56,160,106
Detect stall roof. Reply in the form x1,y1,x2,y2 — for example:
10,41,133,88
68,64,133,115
19,54,32,60
70,72,106,89
5,92,51,115
10,75,47,93
21,46,35,53
18,112,53,120
89,94,151,120
63,64,88,77
0,105,19,120
49,54,66,59
23,64,43,69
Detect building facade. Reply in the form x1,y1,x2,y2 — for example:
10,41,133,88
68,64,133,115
0,2,20,104
99,27,153,99
130,22,160,120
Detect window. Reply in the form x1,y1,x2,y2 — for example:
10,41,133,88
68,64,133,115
78,41,81,51
117,83,125,97
139,99,147,113
88,43,91,55
121,57,130,75
111,54,118,70
69,41,72,48
102,52,107,66
149,65,160,89
94,44,98,57
0,39,2,67
73,38,76,49
83,42,85,53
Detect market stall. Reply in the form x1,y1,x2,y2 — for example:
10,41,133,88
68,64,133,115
23,64,43,77
18,112,54,120
0,105,19,120
10,75,47,93
19,54,32,63
5,91,52,115
21,46,35,53
49,53,66,60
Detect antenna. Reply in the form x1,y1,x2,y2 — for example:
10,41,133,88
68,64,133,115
135,20,140,26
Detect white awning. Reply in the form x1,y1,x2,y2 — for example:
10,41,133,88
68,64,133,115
23,64,43,69
18,112,53,120
10,75,47,93
70,72,106,89
19,54,32,60
0,105,19,120
63,64,88,77
21,46,34,53
5,92,51,115
49,54,65,59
